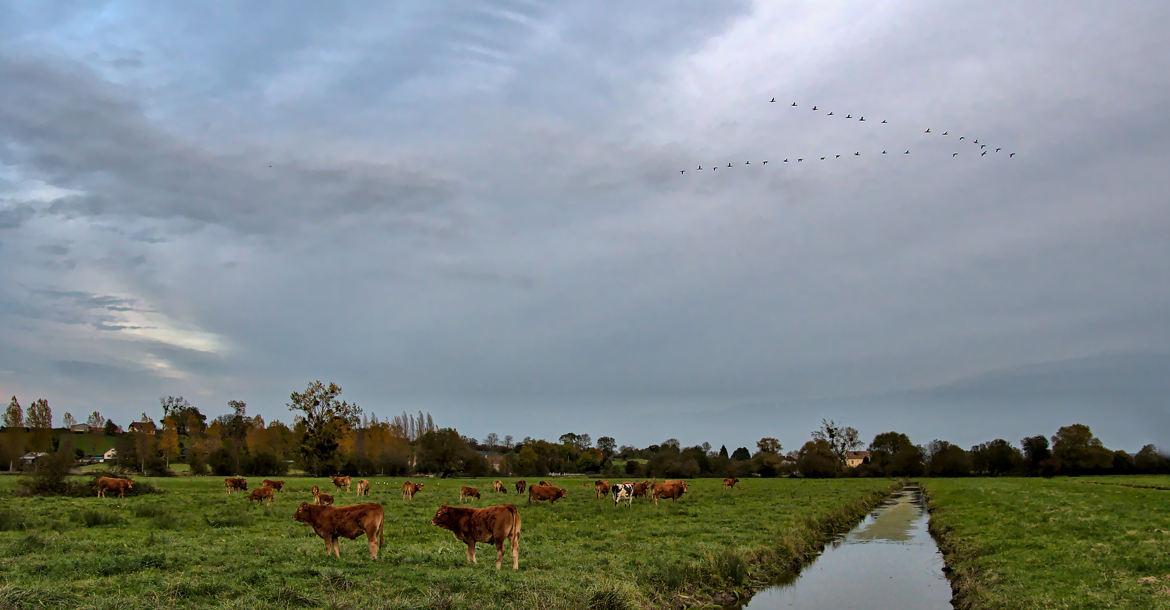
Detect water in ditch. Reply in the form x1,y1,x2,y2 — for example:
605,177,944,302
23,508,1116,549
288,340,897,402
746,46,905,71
741,484,951,608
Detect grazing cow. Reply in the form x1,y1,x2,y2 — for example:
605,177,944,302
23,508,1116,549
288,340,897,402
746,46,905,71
460,486,481,501
611,482,634,507
594,480,611,500
331,476,352,493
528,484,566,504
96,476,134,499
631,481,652,498
292,502,384,558
514,480,526,494
722,477,740,490
402,481,423,501
225,478,247,494
263,479,285,492
249,485,275,505
492,480,507,494
311,486,334,506
356,479,370,497
650,481,690,505
431,503,521,570
538,480,551,487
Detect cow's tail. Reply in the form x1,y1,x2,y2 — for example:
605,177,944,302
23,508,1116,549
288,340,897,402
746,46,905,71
377,515,384,550
507,504,521,545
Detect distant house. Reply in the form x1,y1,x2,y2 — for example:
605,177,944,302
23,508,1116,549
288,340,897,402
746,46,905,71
102,448,118,462
70,423,90,433
128,421,156,435
485,454,504,472
845,450,871,469
20,452,48,465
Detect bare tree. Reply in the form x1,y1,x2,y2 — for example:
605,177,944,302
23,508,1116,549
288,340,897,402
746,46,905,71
812,419,861,471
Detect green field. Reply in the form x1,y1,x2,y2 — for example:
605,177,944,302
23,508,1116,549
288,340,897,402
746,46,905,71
1076,474,1170,490
0,476,895,608
924,477,1170,609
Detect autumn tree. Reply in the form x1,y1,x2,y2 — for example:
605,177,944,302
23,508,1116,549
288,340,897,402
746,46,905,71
26,398,53,452
2,396,25,471
288,381,361,476
63,412,76,428
160,396,205,435
812,419,861,471
158,425,179,470
86,411,105,429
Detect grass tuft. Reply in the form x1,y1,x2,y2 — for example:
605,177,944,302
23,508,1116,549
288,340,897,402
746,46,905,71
77,509,125,527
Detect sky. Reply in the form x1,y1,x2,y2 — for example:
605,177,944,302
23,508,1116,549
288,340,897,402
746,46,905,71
1,1,1168,453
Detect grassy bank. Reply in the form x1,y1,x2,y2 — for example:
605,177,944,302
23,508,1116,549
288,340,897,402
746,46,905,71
924,477,1170,609
0,476,895,608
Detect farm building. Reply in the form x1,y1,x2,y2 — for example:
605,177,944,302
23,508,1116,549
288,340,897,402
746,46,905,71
845,451,871,468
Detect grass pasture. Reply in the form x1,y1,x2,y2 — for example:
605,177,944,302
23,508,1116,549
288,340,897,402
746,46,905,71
0,476,895,608
925,477,1170,609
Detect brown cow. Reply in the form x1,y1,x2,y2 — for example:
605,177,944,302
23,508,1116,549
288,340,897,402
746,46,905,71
431,503,521,570
263,479,285,492
492,480,507,494
249,485,275,505
650,480,690,505
594,480,611,500
528,484,566,504
722,477,740,490
225,478,247,494
292,502,384,558
356,479,370,496
538,480,551,487
514,480,526,494
311,486,334,506
331,476,351,493
402,481,423,501
631,481,652,498
96,476,133,498
460,486,481,501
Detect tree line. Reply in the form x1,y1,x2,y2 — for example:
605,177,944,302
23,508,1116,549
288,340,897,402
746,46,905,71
3,385,1168,478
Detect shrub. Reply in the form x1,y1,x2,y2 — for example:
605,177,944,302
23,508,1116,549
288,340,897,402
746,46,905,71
0,509,28,531
78,509,125,527
242,452,287,476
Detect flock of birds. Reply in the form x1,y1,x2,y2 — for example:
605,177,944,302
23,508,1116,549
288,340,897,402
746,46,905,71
679,99,1016,174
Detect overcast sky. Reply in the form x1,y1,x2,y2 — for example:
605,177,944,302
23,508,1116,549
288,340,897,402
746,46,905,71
2,1,1168,452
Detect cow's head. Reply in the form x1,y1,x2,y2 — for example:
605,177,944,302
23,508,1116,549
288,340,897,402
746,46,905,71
557,488,567,499
126,480,134,490
430,504,452,527
292,502,314,523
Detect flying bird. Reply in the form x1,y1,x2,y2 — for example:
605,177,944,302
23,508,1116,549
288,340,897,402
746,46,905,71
797,158,804,162
827,111,834,116
846,114,852,118
953,153,958,158
812,105,818,110
728,162,733,167
792,102,797,106
904,150,910,154
745,161,750,165
1009,153,1016,158
995,148,1001,153
942,131,948,136
959,136,965,141
881,150,887,155
697,165,702,170
762,160,768,165
680,170,685,174
770,97,776,103
980,144,987,149
854,151,860,156
859,116,865,121
820,156,826,160
881,120,888,124
784,158,789,162
981,151,987,156
973,139,980,144
925,128,932,133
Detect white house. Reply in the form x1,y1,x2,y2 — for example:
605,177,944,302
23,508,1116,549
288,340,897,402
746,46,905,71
101,448,117,462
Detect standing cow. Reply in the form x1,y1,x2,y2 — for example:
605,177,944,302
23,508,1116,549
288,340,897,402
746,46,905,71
431,504,522,570
356,479,370,496
460,486,481,502
311,486,334,506
249,485,275,505
611,482,635,507
263,479,285,492
594,480,611,500
402,481,423,501
293,502,384,558
650,481,690,505
225,478,247,494
528,485,566,504
96,476,134,499
722,477,740,490
514,480,526,494
331,476,352,493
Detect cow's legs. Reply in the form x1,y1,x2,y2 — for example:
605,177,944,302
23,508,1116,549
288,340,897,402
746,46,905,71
511,535,519,570
494,541,504,569
367,534,379,558
465,542,476,564
332,539,341,558
323,536,333,555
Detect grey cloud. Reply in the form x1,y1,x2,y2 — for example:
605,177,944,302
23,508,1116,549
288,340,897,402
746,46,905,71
0,204,35,229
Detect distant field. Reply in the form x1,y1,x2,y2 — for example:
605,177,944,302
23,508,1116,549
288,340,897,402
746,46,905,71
1076,474,1170,489
925,477,1170,609
0,476,895,608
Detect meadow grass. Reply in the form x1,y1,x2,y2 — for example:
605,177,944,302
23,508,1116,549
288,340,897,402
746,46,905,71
0,475,894,609
924,477,1170,609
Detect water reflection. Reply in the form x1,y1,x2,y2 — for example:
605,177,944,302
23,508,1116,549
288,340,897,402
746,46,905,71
741,485,950,609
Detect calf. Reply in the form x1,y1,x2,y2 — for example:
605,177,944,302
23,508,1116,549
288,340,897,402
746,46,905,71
722,477,740,490
431,503,521,570
528,484,566,504
311,486,334,506
594,480,611,500
514,480,526,494
492,480,507,494
402,481,423,501
460,486,481,501
331,476,352,493
96,476,134,499
611,482,634,507
292,502,384,558
263,479,285,492
650,481,690,505
356,479,370,497
225,478,247,494
249,485,275,505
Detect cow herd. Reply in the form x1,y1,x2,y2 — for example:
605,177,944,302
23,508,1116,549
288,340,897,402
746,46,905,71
89,474,743,569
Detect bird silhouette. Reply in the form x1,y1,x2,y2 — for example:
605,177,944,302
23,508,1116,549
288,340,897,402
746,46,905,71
791,102,797,107
846,114,852,118
770,97,776,103
1009,153,1015,158
835,154,841,159
827,111,834,116
713,166,717,171
882,150,887,155
904,150,910,154
762,160,768,165
820,156,826,160
697,165,702,170
812,105,818,111
859,116,865,121
745,161,750,165
925,128,932,134
995,148,1001,153
959,136,965,141
942,131,948,136
953,153,958,158
973,139,980,144
728,162,733,167
980,144,987,149
881,120,888,124
797,158,803,162
854,151,860,156
784,158,789,163
680,170,685,174
981,151,987,156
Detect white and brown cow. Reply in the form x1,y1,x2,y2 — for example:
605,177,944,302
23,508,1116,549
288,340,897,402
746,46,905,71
611,482,635,507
